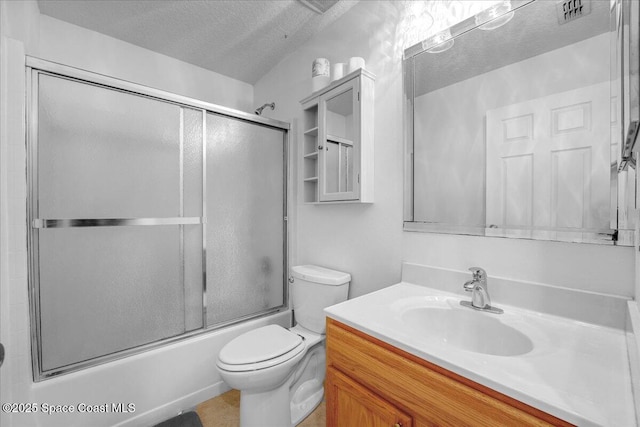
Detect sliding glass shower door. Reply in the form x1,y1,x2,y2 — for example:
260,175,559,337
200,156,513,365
33,73,204,373
205,114,285,325
28,64,288,379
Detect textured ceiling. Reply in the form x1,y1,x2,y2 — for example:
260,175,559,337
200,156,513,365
37,0,358,84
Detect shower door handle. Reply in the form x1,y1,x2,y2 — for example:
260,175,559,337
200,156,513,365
32,217,203,229
0,343,4,368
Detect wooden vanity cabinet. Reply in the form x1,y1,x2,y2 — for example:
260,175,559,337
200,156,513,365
326,318,574,427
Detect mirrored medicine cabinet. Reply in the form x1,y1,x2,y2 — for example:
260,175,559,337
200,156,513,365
403,0,639,245
300,69,375,203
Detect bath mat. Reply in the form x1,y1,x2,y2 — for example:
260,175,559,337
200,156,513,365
153,411,203,427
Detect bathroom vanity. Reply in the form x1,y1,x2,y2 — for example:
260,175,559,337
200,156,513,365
326,318,570,426
324,268,635,427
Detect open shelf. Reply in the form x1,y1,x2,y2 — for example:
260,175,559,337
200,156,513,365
304,126,318,136
303,180,318,203
302,103,319,203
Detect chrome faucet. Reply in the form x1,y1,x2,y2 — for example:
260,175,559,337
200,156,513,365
460,267,503,314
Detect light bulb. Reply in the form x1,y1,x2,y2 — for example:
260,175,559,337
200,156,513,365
425,28,454,53
475,1,514,31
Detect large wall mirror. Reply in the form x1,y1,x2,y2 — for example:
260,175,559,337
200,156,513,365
404,0,637,245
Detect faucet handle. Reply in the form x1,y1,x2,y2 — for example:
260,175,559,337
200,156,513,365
468,267,487,282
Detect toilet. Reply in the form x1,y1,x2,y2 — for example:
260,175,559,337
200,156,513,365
216,265,350,427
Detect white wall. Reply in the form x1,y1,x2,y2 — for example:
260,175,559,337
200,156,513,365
255,0,406,298
0,2,286,426
404,233,633,297
34,14,253,112
0,0,39,52
255,0,634,300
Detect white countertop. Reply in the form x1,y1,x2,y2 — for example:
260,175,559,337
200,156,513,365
324,282,635,427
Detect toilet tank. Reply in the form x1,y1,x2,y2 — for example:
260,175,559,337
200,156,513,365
291,265,350,334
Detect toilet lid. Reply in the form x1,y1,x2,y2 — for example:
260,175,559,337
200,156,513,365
219,324,303,365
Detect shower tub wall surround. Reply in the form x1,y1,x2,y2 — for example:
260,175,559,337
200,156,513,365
0,38,292,427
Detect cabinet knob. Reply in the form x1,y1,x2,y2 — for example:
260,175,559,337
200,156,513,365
393,423,402,427
318,145,324,150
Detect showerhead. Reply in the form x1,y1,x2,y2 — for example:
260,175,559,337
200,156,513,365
298,0,339,14
255,102,275,115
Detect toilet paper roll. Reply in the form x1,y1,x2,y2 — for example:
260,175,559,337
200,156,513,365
331,63,345,81
347,57,365,74
312,75,330,92
312,58,330,78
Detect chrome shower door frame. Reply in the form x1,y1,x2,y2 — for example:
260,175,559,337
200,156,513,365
26,57,290,380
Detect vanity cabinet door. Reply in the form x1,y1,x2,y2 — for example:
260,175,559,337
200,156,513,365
326,366,412,427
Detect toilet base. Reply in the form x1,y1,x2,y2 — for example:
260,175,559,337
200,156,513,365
226,327,326,427
239,380,324,427
240,383,290,427
290,379,324,425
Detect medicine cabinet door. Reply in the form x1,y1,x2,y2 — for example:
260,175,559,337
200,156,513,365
319,78,360,202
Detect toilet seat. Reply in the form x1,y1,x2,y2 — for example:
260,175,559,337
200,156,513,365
217,325,306,373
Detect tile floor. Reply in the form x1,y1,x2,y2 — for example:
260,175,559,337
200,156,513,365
196,389,326,427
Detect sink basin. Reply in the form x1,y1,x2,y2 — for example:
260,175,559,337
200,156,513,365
398,299,534,357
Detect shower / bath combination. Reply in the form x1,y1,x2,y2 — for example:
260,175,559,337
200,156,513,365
255,102,275,115
27,62,289,379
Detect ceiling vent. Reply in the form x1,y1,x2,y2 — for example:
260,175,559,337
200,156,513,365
556,0,591,24
298,0,340,14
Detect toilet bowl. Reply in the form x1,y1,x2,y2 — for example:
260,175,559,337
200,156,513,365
217,324,324,426
217,324,306,390
216,265,350,427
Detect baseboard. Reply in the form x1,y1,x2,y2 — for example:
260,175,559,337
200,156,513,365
112,381,231,427
626,301,640,426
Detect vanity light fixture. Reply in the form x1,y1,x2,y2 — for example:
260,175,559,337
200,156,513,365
475,0,515,31
425,28,454,53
